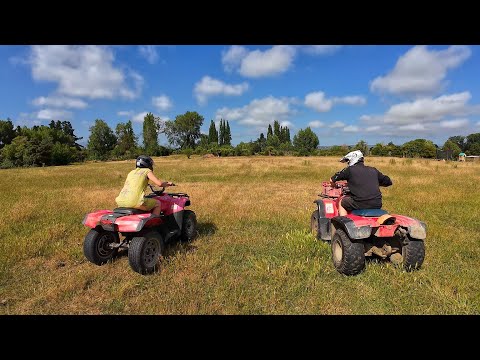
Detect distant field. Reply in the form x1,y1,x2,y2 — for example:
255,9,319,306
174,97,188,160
0,155,479,314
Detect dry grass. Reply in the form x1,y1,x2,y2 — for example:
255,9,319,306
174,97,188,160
0,156,479,314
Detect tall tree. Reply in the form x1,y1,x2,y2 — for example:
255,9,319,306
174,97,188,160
447,135,466,152
116,120,137,156
442,139,461,158
354,140,369,155
0,118,15,149
225,120,232,146
218,119,224,146
267,124,273,139
208,120,218,144
465,132,480,153
143,112,162,155
273,120,281,138
402,138,436,158
165,111,204,149
293,127,319,155
87,119,117,160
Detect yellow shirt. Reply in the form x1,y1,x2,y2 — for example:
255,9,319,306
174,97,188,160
115,168,152,207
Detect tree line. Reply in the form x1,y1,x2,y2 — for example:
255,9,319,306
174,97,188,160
1,111,480,168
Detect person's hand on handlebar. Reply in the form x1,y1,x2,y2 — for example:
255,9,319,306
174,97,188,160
162,181,175,187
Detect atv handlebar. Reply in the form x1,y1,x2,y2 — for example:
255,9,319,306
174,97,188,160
147,183,176,196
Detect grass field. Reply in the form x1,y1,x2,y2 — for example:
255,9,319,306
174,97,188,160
0,155,479,314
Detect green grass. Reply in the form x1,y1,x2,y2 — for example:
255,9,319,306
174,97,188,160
0,156,479,314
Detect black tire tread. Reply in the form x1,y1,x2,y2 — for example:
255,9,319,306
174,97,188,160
83,228,117,265
403,239,425,271
332,229,365,275
181,210,197,242
128,232,163,274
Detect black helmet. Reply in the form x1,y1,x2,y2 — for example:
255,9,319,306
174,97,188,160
136,155,154,170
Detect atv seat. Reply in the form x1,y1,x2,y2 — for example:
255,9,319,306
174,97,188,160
351,209,388,217
113,207,151,215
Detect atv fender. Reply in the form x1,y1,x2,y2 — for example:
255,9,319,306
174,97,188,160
331,216,372,240
408,221,427,240
313,200,332,241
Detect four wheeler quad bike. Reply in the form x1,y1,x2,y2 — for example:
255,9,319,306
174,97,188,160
311,181,426,276
82,184,197,274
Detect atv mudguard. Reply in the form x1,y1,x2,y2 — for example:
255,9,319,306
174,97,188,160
314,200,332,241
330,216,373,240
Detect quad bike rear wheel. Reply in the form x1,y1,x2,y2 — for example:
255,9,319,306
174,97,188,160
402,239,425,271
128,231,164,274
331,229,365,275
83,228,120,265
181,210,197,242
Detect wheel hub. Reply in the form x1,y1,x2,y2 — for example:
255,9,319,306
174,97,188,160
333,240,343,264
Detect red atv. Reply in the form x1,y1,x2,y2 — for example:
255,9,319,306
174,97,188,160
311,181,426,275
82,184,197,274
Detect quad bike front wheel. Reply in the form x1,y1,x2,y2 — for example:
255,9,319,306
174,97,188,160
310,210,321,240
180,210,197,242
128,231,164,274
83,228,120,265
331,229,365,276
402,239,425,271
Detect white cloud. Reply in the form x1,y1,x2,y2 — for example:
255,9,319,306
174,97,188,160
152,95,173,111
439,118,469,128
365,126,381,132
37,109,72,120
371,45,471,96
139,45,159,64
215,96,294,128
240,46,296,78
194,76,249,105
305,92,333,112
222,45,341,78
476,121,480,127
329,121,345,128
384,92,471,125
333,95,367,106
343,125,359,132
305,91,366,112
398,123,427,131
29,45,143,99
132,112,149,123
222,45,249,72
302,45,342,55
308,120,326,128
222,46,297,78
280,121,294,128
118,111,134,116
32,96,88,109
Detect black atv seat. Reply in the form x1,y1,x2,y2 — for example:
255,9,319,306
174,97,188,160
351,209,388,217
113,207,151,215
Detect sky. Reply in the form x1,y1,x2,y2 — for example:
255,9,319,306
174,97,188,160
1,45,480,147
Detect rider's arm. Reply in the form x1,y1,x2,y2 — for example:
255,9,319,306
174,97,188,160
147,171,173,187
331,167,349,185
377,170,392,187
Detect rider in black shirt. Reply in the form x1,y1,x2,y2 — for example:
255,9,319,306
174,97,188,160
330,150,392,216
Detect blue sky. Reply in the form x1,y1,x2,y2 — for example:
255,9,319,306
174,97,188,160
1,45,480,147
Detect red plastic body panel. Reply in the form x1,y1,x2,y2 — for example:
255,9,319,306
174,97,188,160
319,181,424,238
83,193,189,232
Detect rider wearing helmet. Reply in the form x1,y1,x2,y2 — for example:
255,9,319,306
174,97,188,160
330,150,392,216
115,155,174,216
